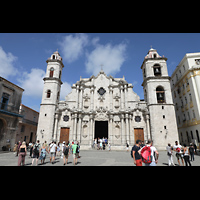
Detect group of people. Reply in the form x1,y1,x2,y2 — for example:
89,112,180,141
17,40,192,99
166,141,196,166
16,140,80,166
92,137,111,151
131,139,196,166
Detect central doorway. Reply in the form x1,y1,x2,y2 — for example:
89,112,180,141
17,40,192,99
94,121,108,139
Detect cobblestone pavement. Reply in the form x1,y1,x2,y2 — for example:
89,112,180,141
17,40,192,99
1,149,200,166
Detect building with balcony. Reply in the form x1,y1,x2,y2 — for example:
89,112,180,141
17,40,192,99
0,76,24,150
170,52,200,146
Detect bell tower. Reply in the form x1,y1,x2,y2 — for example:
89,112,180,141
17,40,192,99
36,51,64,144
141,48,178,149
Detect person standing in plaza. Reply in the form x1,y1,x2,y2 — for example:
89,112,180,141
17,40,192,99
132,140,142,166
39,143,48,165
141,139,159,166
173,141,184,166
18,141,27,166
63,141,70,165
189,143,195,161
49,141,57,164
166,143,174,166
72,141,78,165
183,144,192,166
32,140,40,166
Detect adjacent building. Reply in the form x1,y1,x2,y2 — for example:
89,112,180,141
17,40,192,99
170,52,200,146
0,76,24,150
15,104,39,144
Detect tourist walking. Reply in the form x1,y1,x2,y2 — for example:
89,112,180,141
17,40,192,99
32,140,40,166
63,141,70,165
39,143,48,165
173,141,184,166
72,141,78,165
49,141,57,164
166,143,174,166
132,140,142,166
189,143,195,161
18,141,27,166
183,144,192,166
141,139,159,166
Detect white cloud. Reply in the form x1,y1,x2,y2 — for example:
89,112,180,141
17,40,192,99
58,33,89,63
60,81,72,100
85,42,127,76
0,46,18,78
17,68,45,98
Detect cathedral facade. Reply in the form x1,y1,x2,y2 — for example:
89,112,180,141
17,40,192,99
36,48,179,150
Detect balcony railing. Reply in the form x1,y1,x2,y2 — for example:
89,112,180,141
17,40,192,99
0,103,23,117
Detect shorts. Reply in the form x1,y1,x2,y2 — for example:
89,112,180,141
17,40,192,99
33,152,39,159
136,159,142,166
73,153,78,159
176,153,183,160
50,152,56,158
64,154,69,159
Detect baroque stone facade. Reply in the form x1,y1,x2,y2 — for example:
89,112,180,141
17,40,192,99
36,49,179,150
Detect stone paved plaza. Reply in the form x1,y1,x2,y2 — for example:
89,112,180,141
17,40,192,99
1,149,200,166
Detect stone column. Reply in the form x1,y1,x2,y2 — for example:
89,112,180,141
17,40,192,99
77,113,82,142
53,113,59,141
121,113,125,144
146,114,151,141
76,85,79,109
124,85,128,109
109,114,113,145
120,85,124,110
89,114,94,146
125,113,129,144
90,87,94,110
70,114,74,142
109,86,113,111
79,86,83,109
73,113,77,141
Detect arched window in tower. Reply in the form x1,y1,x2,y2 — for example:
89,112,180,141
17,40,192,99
49,67,54,77
156,86,165,103
153,64,161,76
47,90,51,98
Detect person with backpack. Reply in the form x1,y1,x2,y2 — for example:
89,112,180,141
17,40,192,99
140,139,159,166
63,141,70,165
131,140,142,166
32,140,40,166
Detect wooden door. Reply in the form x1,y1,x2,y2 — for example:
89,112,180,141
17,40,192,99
59,128,70,143
134,128,144,143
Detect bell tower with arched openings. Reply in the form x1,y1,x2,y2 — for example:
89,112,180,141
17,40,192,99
36,51,64,144
141,48,179,149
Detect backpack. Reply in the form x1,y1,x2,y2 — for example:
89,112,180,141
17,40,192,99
64,146,69,155
33,144,39,154
141,146,152,164
76,145,79,153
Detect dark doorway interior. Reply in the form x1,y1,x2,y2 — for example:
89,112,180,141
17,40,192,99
95,121,108,139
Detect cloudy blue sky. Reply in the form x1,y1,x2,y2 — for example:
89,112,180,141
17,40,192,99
0,33,200,112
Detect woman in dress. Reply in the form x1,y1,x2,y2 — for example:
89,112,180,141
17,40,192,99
39,143,48,165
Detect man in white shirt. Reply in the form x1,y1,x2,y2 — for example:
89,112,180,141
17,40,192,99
173,141,184,166
49,141,57,164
